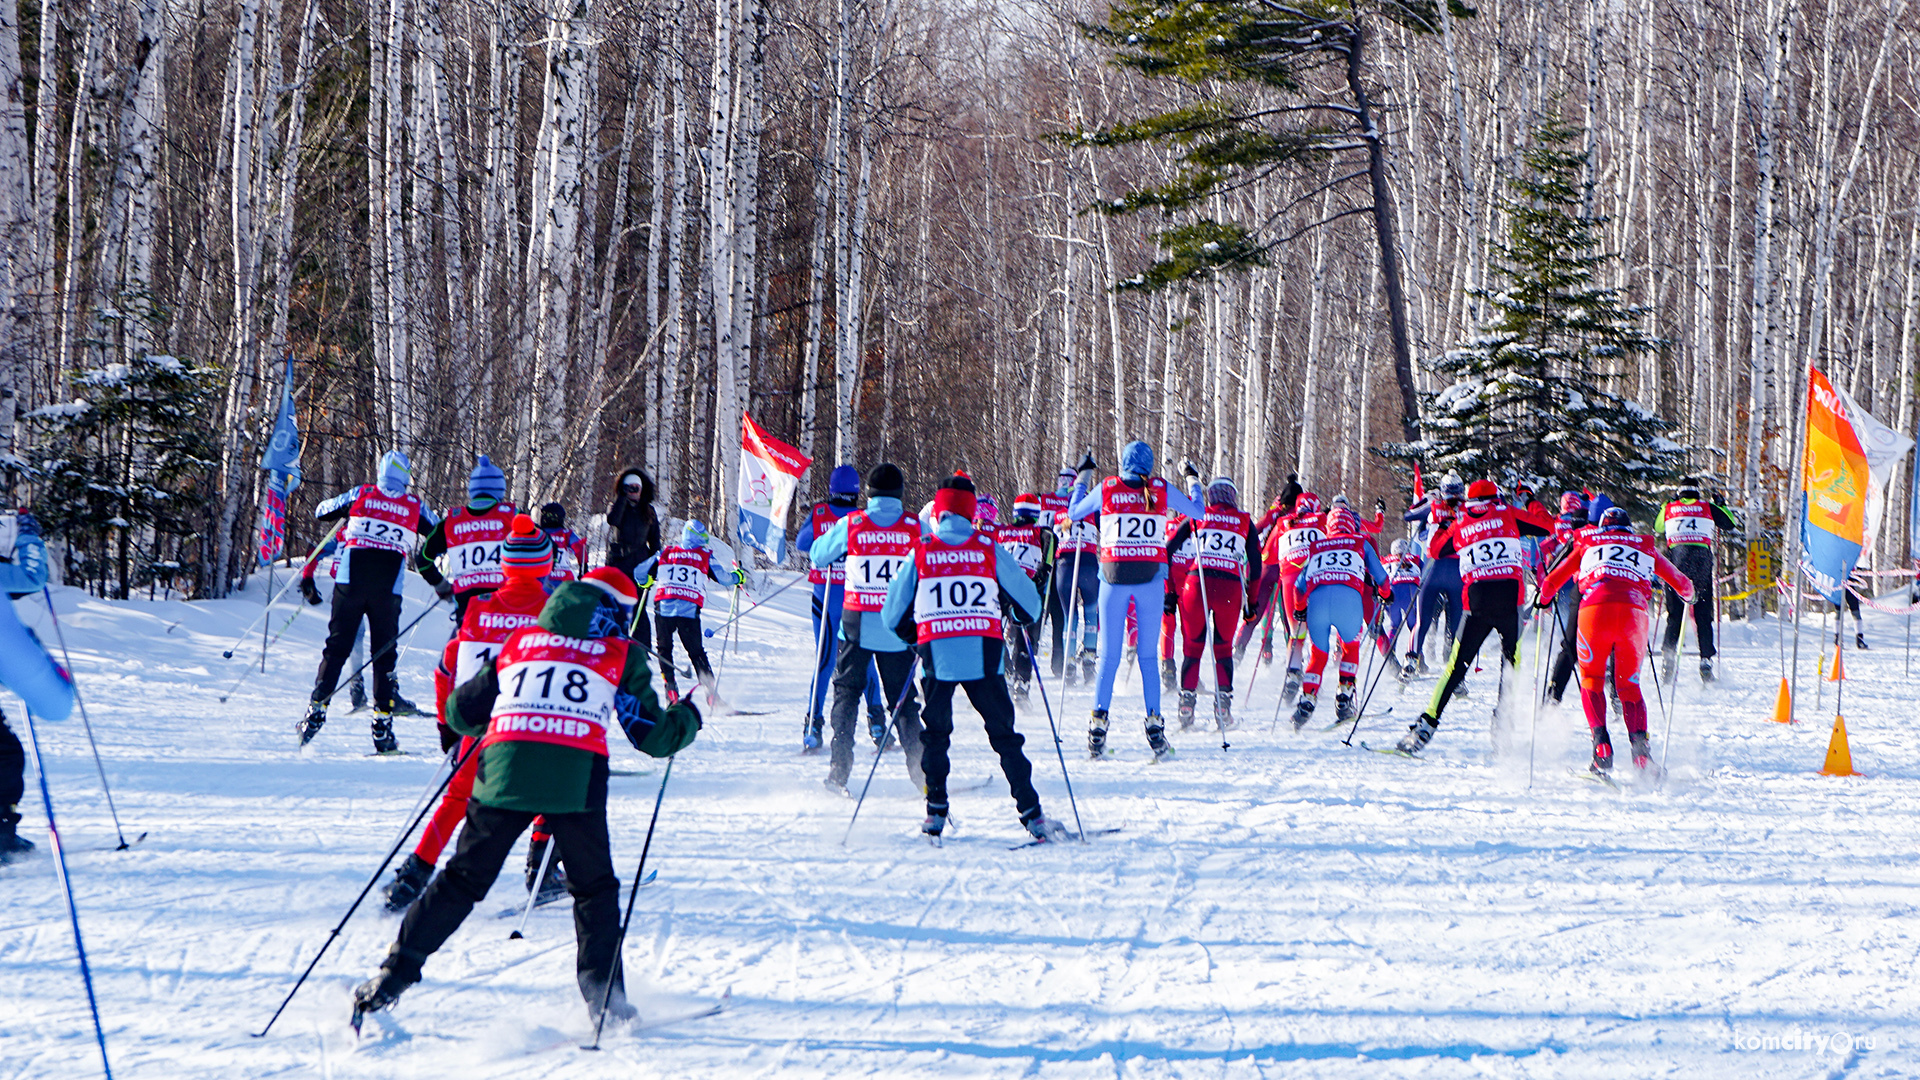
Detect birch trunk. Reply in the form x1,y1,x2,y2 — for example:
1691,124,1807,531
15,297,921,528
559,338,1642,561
0,0,32,478
529,0,594,499
213,0,264,596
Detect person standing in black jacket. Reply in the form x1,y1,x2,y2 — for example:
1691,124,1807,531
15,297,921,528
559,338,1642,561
606,467,662,652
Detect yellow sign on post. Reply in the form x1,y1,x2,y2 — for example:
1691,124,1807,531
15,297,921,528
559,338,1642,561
1746,538,1777,597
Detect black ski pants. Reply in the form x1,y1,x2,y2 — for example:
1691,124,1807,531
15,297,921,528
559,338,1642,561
1547,586,1580,703
391,801,624,1008
654,613,711,686
917,642,1040,822
0,709,23,819
828,641,925,789
1661,544,1717,660
1429,580,1523,724
312,557,403,709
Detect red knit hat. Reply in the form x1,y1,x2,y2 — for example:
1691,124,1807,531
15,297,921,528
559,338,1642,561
502,514,554,579
582,566,639,606
931,471,977,522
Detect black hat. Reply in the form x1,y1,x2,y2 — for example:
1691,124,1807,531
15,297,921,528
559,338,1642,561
539,501,566,529
866,462,905,499
1678,476,1702,494
938,471,975,493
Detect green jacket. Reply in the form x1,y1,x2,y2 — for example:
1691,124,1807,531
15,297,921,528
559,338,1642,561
451,581,699,813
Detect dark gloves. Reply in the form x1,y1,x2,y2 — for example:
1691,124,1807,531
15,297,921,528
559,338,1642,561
433,579,455,602
1374,498,1386,515
623,696,702,758
1180,458,1199,479
299,576,323,606
1075,451,1098,489
1076,451,1098,474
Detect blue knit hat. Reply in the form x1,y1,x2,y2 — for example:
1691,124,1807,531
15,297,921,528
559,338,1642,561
1120,440,1154,480
468,455,507,502
829,464,861,496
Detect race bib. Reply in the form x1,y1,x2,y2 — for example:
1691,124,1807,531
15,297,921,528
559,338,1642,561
447,539,503,580
1665,515,1715,545
1100,511,1165,559
1304,547,1362,580
455,639,501,683
1461,536,1523,573
1581,542,1650,579
847,552,909,608
1000,541,1042,574
1283,527,1324,560
1196,527,1246,572
343,515,417,554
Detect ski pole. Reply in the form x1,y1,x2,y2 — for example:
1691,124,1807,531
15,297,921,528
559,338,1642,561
701,573,805,638
1645,634,1676,774
1023,627,1088,843
586,755,676,1051
253,737,481,1038
843,653,924,844
41,587,138,850
219,571,309,658
1343,611,1397,746
261,595,446,708
1193,563,1230,750
213,603,312,703
1525,601,1558,789
799,590,833,739
509,832,558,941
21,707,114,1079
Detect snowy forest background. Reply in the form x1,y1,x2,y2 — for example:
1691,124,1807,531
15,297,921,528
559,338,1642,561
0,0,1910,598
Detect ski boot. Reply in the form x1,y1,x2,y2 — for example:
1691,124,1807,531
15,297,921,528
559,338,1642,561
382,853,433,913
586,983,638,1027
1259,639,1275,667
1335,691,1357,725
1395,713,1438,755
1856,632,1869,650
1088,708,1110,759
1011,678,1030,704
1213,689,1234,730
525,837,569,904
662,672,681,706
348,679,369,714
1145,711,1175,762
1590,737,1614,775
801,714,824,754
1281,667,1303,702
1080,652,1099,685
1122,644,1137,674
297,700,327,746
351,950,423,1033
389,687,425,718
0,809,34,864
1629,732,1659,776
870,711,893,749
1176,689,1197,730
370,712,400,755
1699,658,1715,683
922,803,949,843
1290,695,1316,732
1023,812,1071,844
1060,659,1077,688
1159,655,1177,691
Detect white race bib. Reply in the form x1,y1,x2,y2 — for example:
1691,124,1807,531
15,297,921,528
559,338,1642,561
1461,536,1522,573
343,515,417,554
915,573,996,620
455,639,501,683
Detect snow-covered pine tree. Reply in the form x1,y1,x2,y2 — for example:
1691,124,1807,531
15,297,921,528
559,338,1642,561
1388,115,1685,517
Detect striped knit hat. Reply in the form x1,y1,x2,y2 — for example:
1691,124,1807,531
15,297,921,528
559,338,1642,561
501,514,554,578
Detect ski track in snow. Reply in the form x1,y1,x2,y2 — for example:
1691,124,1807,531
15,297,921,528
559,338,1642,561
3,571,1918,1078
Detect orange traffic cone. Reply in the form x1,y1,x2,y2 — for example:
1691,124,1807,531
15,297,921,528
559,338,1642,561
1819,716,1860,777
1770,678,1794,723
1826,642,1846,682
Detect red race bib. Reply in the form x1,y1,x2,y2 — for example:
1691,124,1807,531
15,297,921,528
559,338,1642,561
914,531,1000,642
483,629,627,756
844,512,916,613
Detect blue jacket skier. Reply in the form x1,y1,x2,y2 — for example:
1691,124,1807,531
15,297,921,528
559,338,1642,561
795,464,884,752
0,510,77,862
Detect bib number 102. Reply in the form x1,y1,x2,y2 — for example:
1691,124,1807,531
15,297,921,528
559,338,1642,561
925,580,989,609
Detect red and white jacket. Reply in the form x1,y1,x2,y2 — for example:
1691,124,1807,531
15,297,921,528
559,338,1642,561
1539,528,1695,609
1426,501,1554,591
339,487,431,558
913,530,1000,643
441,502,518,593
481,629,626,757
653,545,715,608
842,512,918,613
1095,476,1170,567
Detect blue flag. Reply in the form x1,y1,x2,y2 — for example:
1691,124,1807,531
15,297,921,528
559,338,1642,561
259,357,301,489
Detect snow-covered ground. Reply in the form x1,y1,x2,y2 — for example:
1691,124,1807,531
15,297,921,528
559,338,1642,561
4,568,1917,1079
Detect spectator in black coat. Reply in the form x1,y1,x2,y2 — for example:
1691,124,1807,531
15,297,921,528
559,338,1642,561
607,467,662,649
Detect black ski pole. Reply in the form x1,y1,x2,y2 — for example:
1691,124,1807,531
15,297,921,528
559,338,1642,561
701,573,804,637
220,571,308,658
234,594,446,706
252,738,479,1038
843,654,923,844
1024,627,1087,842
41,587,138,849
1342,610,1398,746
586,754,677,1050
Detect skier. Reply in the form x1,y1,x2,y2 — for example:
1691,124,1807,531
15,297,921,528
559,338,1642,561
796,466,886,752
1653,477,1740,680
1236,473,1304,664
1268,490,1328,698
1166,478,1261,729
1052,465,1102,685
879,472,1065,841
1061,442,1207,761
653,520,747,707
383,517,557,912
974,493,1000,539
1843,569,1870,650
538,502,590,582
0,508,76,863
809,463,929,794
995,493,1058,701
1038,468,1076,678
605,466,662,654
298,525,421,715
415,455,518,625
300,451,440,752
1290,506,1390,729
350,567,702,1029
1395,480,1554,755
1376,539,1424,658
1401,471,1467,677
1160,510,1195,691
1536,507,1695,774
1539,492,1595,704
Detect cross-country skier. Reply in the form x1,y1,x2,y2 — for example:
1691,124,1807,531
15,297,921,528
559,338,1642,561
1160,510,1195,691
796,466,886,752
1236,473,1305,665
350,567,701,1030
653,520,747,708
538,502,589,583
1061,442,1207,761
1537,507,1695,774
1289,506,1390,729
1267,490,1328,699
1038,468,1075,678
1843,569,1870,650
1166,478,1261,730
809,463,929,794
1376,539,1424,658
415,455,517,626
996,493,1058,701
300,451,440,752
605,467,662,654
0,509,76,863
1395,480,1554,755
974,493,1000,539
299,526,421,715
880,472,1065,842
383,517,557,912
1539,492,1594,704
1052,465,1102,685
1654,477,1740,681
1401,471,1467,677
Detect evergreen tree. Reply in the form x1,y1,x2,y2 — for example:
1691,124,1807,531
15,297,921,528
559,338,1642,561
28,354,219,597
1384,115,1685,517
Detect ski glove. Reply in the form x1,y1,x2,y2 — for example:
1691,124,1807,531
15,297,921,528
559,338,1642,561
1180,458,1199,479
619,693,701,758
433,579,455,602
300,577,324,606
729,566,748,586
